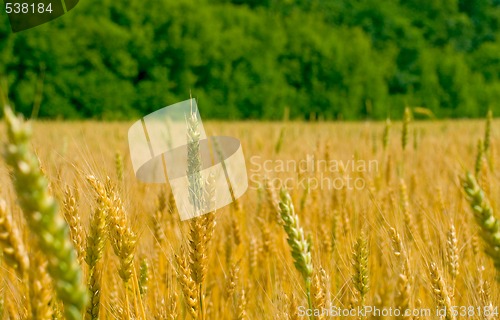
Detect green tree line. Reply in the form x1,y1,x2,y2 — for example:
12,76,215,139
1,0,500,120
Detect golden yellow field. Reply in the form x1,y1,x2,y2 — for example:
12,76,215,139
0,114,499,319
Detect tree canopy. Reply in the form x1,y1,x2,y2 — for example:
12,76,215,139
1,0,500,120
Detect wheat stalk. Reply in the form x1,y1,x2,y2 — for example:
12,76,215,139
185,107,217,320
2,106,87,320
87,175,142,318
462,172,500,277
88,176,136,283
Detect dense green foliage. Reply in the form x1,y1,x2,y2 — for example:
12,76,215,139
1,0,500,120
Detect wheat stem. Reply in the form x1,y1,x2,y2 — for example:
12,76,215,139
2,106,87,319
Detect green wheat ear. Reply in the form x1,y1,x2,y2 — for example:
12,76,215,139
279,188,313,282
402,107,411,151
462,172,500,279
186,109,204,216
2,105,87,319
279,188,314,318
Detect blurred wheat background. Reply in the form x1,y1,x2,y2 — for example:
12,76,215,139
0,108,499,319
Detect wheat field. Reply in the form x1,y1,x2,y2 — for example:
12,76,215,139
0,107,499,319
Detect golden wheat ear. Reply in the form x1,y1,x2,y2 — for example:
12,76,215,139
85,177,108,320
428,262,455,320
63,185,86,265
0,199,29,277
29,253,54,319
174,251,198,319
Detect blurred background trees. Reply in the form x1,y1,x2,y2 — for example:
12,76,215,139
1,0,500,120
